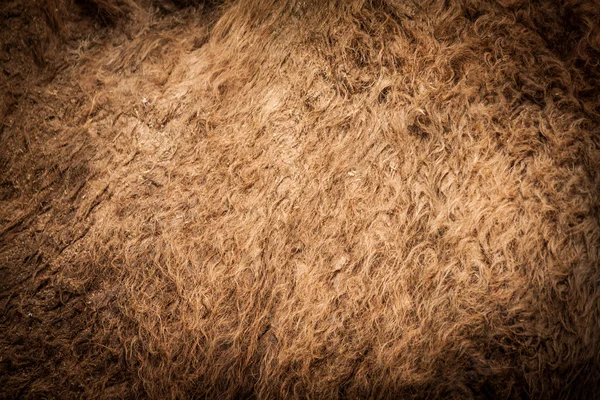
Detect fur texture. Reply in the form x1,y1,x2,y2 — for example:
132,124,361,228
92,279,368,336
1,0,599,398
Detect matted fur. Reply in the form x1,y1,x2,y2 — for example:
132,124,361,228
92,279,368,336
1,0,599,398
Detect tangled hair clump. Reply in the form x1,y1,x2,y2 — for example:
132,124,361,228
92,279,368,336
1,0,599,398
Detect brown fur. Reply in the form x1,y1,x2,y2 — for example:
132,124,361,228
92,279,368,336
1,0,599,398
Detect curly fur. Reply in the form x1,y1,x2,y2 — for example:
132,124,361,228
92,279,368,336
1,0,599,398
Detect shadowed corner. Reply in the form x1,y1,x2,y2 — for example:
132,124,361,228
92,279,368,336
0,0,599,398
